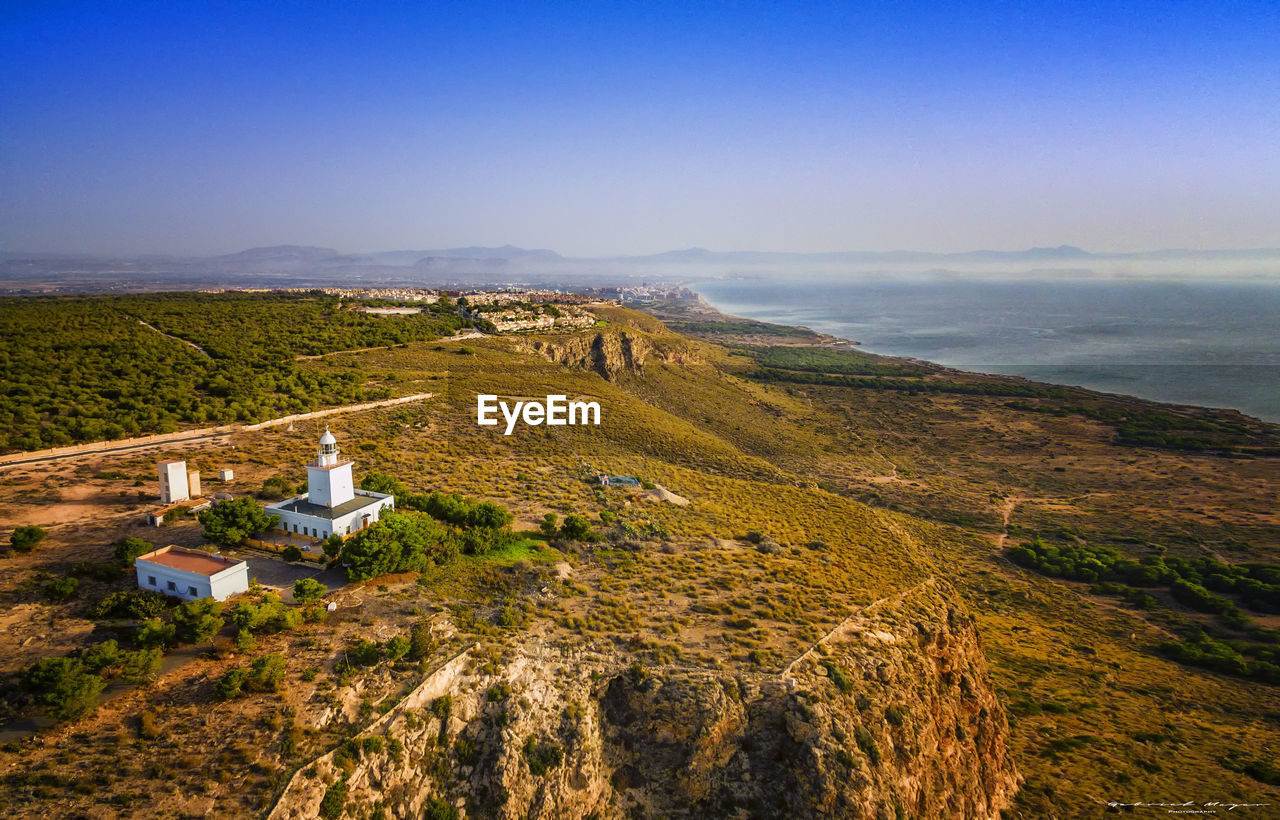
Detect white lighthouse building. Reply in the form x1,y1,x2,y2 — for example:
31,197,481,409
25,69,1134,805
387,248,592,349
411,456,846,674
264,429,394,543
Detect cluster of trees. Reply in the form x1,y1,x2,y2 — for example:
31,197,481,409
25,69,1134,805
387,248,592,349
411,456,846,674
328,476,523,580
215,653,287,699
0,292,480,453
309,476,528,581
19,639,164,721
1009,538,1280,683
334,511,455,581
666,318,811,337
198,498,280,547
21,542,330,723
750,367,1050,398
746,345,1279,454
93,589,171,620
742,345,925,377
539,512,597,542
361,473,513,529
132,598,228,647
1015,400,1278,453
1007,539,1280,614
1157,633,1280,684
226,589,326,650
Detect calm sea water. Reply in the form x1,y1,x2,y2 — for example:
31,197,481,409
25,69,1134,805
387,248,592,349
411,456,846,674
693,279,1280,423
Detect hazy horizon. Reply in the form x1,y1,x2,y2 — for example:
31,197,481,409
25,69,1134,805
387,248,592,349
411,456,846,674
3,2,1279,257
6,242,1280,260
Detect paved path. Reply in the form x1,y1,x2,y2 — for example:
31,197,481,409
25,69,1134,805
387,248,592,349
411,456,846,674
0,392,434,469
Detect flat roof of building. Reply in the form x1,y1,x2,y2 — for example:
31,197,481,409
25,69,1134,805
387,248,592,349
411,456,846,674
267,489,390,520
137,546,243,576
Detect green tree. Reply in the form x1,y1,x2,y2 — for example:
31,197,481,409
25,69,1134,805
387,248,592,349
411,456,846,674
113,537,154,565
172,598,225,644
360,471,407,498
228,601,262,632
540,513,558,538
422,797,458,820
246,653,287,692
559,514,595,541
281,545,303,563
319,777,348,820
81,639,121,674
9,525,47,553
120,647,164,684
385,635,410,661
407,619,434,661
198,497,279,547
135,618,176,648
348,640,381,667
340,511,449,581
293,578,327,604
216,667,247,700
259,475,293,501
21,657,106,721
322,534,344,560
41,576,79,602
235,628,257,652
93,589,169,620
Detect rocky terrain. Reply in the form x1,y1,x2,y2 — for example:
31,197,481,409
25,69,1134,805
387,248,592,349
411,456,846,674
1,297,1276,819
271,578,1017,819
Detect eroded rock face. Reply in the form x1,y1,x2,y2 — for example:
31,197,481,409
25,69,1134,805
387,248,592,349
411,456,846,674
516,330,696,380
270,579,1019,819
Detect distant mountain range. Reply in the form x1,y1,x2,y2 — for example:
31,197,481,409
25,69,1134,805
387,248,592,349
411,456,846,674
2,244,1278,293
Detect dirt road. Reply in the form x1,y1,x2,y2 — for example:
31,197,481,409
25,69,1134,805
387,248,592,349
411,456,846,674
0,392,435,469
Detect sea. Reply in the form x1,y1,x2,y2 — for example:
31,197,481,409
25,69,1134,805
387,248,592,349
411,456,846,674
692,278,1280,424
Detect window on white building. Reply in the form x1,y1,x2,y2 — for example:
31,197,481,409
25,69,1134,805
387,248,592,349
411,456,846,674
188,586,198,597
147,575,156,586
167,580,176,591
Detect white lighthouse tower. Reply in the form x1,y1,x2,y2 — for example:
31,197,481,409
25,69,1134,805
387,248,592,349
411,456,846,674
306,428,355,508
262,428,395,543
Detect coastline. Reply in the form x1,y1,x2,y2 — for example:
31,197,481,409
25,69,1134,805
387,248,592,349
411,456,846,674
685,281,1280,427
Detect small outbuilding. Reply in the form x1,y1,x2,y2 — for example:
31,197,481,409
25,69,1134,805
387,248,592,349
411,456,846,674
135,545,249,602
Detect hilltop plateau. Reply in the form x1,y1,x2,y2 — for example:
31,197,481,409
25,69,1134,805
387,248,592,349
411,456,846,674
0,292,1276,818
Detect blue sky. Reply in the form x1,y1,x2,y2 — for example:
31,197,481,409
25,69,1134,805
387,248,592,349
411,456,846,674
1,1,1277,255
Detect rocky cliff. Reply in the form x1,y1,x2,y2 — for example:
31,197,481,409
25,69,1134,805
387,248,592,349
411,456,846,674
269,578,1019,819
515,329,698,381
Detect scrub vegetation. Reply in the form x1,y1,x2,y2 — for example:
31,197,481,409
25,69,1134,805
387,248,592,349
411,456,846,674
0,294,1276,817
0,292,479,452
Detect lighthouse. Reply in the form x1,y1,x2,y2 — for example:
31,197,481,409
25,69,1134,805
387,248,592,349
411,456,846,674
262,428,395,543
306,428,356,508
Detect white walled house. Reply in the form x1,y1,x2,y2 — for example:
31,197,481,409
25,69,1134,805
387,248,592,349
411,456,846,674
264,429,394,543
135,545,249,602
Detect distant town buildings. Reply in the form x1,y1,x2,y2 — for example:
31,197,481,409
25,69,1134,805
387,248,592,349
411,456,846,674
320,287,440,303
263,429,394,544
135,545,249,602
481,308,597,333
584,285,698,304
